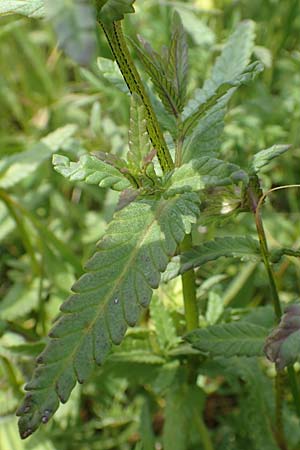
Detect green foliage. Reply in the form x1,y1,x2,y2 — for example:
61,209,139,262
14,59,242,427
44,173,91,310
186,322,268,357
1,1,300,448
53,154,131,191
252,144,291,173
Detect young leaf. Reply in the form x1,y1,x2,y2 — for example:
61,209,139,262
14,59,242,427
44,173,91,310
132,37,180,117
0,0,44,18
96,0,135,23
52,154,132,191
264,304,300,370
186,322,268,358
166,11,189,110
97,56,129,93
131,13,189,118
127,94,151,172
251,144,290,173
17,192,200,438
45,0,97,65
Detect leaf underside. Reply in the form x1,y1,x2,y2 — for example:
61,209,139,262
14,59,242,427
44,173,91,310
186,322,269,358
0,0,45,18
17,192,200,438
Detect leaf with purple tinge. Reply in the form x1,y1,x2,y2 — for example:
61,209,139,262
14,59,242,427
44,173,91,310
264,304,300,370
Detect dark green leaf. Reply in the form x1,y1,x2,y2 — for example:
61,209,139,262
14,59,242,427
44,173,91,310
186,322,268,358
17,192,200,438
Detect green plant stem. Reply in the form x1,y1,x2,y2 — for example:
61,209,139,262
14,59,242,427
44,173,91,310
195,414,215,450
180,234,198,332
254,206,300,449
255,210,282,320
100,20,174,173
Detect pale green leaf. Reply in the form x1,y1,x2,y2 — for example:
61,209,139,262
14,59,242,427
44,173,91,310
17,192,200,438
0,125,77,188
52,154,132,191
186,322,268,357
164,158,247,196
127,94,151,171
166,11,189,110
0,0,44,18
97,57,129,93
45,0,97,65
252,144,290,173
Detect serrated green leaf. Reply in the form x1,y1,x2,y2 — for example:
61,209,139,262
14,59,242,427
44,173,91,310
0,0,44,18
17,192,200,438
131,36,180,117
264,304,300,370
96,0,135,22
52,154,132,191
252,144,290,173
97,56,129,93
45,0,97,65
127,94,151,172
164,158,247,196
164,235,260,282
183,21,256,119
179,236,260,274
181,21,258,162
182,61,263,138
186,322,268,358
166,11,189,110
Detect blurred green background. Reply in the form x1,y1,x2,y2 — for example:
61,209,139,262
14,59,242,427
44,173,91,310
0,1,300,449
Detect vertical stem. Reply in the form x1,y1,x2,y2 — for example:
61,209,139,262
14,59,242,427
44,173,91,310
180,234,198,332
255,210,287,449
100,20,174,173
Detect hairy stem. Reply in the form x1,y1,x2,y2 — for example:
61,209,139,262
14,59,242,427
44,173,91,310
100,20,174,173
180,234,199,332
